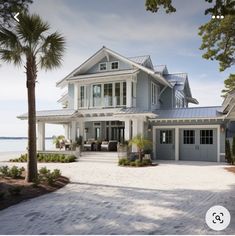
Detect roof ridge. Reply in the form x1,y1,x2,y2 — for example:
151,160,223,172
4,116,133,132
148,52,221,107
128,55,150,58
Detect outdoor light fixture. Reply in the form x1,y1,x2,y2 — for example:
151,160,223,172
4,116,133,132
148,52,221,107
220,126,225,133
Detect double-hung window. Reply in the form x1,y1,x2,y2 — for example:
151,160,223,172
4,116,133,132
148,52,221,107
111,61,119,70
151,83,158,105
99,62,107,71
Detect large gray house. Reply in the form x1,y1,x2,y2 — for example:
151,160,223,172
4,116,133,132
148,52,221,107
18,46,235,162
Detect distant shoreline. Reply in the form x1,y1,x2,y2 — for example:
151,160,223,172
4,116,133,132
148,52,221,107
0,137,53,140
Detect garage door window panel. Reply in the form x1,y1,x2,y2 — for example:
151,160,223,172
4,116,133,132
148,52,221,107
183,130,195,144
160,130,172,144
200,130,213,144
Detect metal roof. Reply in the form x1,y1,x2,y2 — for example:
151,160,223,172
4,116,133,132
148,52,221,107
154,65,167,74
115,108,158,118
165,73,187,85
154,106,224,119
128,55,150,65
18,109,76,120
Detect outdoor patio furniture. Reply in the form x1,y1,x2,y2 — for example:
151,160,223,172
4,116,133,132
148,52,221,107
83,139,95,151
101,140,118,151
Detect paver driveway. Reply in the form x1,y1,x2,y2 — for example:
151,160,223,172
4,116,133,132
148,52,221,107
0,152,235,234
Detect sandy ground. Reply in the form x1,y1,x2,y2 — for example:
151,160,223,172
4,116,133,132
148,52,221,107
0,152,235,234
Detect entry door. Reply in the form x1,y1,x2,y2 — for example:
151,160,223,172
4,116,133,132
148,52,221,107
156,129,175,160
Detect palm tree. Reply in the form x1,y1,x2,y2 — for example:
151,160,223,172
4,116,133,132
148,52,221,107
129,135,152,162
0,14,65,182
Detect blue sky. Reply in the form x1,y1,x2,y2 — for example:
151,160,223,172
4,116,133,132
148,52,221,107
0,0,233,136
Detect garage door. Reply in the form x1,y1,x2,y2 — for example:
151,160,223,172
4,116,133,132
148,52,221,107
156,129,175,160
179,128,217,162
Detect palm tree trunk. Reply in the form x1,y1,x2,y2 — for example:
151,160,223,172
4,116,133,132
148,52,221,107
25,55,38,182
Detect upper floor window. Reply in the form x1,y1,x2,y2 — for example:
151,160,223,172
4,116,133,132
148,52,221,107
151,83,158,105
111,61,119,70
99,62,107,71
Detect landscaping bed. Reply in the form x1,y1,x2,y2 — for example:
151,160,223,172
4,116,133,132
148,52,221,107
0,166,69,211
225,166,235,174
10,153,76,163
118,158,157,167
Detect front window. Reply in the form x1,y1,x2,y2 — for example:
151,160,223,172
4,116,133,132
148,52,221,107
93,84,102,106
104,83,113,106
183,130,195,144
200,130,213,144
80,86,86,107
160,130,172,144
115,82,120,106
123,82,126,105
151,83,158,105
99,62,107,71
111,61,119,70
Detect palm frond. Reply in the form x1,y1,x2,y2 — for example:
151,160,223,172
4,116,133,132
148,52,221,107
0,49,23,65
39,32,65,70
16,14,49,48
0,26,22,49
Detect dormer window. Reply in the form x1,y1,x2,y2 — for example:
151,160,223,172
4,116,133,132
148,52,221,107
99,62,107,71
111,61,119,70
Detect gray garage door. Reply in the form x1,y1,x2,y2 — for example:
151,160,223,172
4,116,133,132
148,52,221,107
156,129,175,160
179,128,217,162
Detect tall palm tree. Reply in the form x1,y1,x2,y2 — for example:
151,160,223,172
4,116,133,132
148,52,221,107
0,14,65,182
129,135,152,162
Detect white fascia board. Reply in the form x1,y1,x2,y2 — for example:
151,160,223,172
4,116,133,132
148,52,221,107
68,69,138,81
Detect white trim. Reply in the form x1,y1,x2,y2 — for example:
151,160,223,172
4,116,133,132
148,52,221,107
153,124,221,162
175,127,179,161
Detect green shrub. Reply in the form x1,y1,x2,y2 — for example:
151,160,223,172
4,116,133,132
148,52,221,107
8,166,25,179
225,140,233,164
38,167,62,186
130,161,136,167
0,166,9,176
135,159,143,167
0,166,24,178
10,153,76,163
142,159,152,166
8,186,23,196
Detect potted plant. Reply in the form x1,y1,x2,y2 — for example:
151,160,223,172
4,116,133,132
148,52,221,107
53,135,65,149
128,135,152,163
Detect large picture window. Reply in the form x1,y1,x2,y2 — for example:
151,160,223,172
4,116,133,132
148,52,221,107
104,83,113,106
200,130,213,144
160,130,172,144
93,84,102,107
115,82,120,106
80,86,85,107
183,130,195,144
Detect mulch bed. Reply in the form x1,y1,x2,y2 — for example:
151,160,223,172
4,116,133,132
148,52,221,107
225,166,235,174
0,174,69,211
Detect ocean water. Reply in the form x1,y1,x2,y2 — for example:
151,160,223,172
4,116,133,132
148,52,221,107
0,139,56,161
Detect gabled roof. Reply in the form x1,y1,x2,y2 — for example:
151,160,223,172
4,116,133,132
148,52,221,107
154,65,168,75
56,46,171,88
153,106,224,120
165,73,198,105
128,55,150,65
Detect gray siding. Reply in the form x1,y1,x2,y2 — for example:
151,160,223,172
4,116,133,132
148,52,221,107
160,87,173,109
86,55,133,74
68,83,74,109
136,71,149,110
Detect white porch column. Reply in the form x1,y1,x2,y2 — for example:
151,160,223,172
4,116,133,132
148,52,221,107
137,119,145,136
74,83,78,109
70,121,77,142
217,126,220,162
126,79,132,108
79,120,85,138
175,127,179,161
132,118,138,152
153,127,157,160
124,119,131,141
37,122,45,151
64,124,70,139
